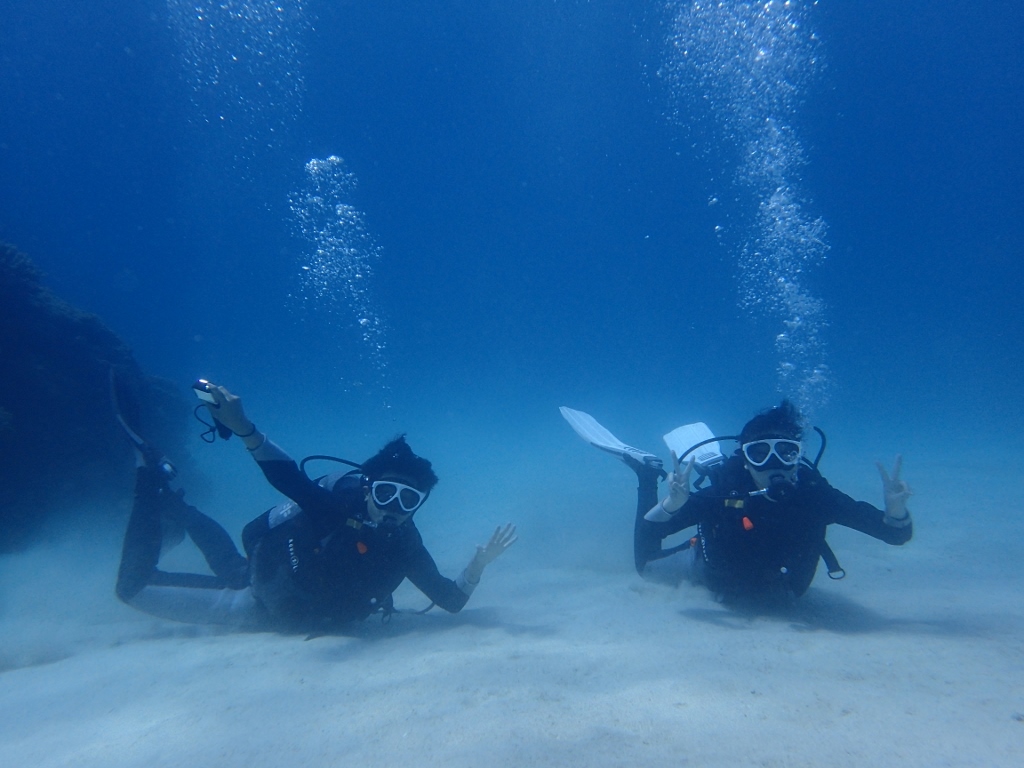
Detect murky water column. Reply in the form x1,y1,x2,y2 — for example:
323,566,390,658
663,1,830,414
166,0,308,162
288,156,389,389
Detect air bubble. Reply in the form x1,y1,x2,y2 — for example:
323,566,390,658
166,1,309,160
662,0,830,414
288,155,388,382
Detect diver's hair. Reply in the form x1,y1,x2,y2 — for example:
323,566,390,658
360,434,439,491
739,400,804,444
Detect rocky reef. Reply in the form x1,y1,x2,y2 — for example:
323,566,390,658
0,242,188,551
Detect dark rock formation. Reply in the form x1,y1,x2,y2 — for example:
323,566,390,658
0,242,189,551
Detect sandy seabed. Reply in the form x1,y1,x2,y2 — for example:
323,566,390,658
1,452,1022,767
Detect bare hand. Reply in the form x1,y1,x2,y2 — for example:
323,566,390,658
475,523,518,567
876,454,912,520
205,384,254,436
663,451,694,513
464,523,517,584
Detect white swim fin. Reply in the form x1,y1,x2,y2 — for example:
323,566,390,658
559,406,662,468
662,422,724,471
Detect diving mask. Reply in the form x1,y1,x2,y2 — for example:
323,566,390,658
370,480,428,514
741,438,802,468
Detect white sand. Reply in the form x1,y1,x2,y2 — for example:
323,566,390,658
2,435,1022,767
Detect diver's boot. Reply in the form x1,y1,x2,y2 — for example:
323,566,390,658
622,452,667,483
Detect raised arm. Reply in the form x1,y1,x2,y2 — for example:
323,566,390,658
403,524,517,612
201,384,334,523
818,459,913,545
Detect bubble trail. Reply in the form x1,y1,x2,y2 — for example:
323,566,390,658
662,0,831,414
288,156,389,386
166,1,308,160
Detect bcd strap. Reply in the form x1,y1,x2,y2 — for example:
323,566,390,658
821,540,845,580
648,538,697,562
376,594,397,623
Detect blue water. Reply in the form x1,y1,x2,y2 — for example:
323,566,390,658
3,1,1021,438
2,1,1023,762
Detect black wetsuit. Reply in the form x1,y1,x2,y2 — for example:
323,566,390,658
242,458,470,630
116,444,470,630
634,455,913,600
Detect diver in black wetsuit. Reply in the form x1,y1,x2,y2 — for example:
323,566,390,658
115,383,517,632
628,401,912,603
561,399,913,606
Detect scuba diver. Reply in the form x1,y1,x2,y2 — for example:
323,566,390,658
561,401,912,603
114,379,517,632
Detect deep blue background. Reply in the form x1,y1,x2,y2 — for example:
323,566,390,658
2,0,1022,443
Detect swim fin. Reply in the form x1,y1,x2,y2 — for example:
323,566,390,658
662,422,724,471
559,406,663,470
109,368,177,480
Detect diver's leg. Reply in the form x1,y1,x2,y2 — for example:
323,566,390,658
116,466,174,602
116,468,264,626
627,457,664,576
174,503,250,589
116,467,249,593
115,459,247,593
141,478,250,589
127,582,266,627
113,408,247,588
111,371,258,625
